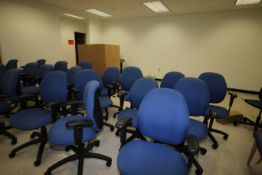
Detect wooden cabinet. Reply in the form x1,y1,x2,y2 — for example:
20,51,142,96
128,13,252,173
77,44,120,76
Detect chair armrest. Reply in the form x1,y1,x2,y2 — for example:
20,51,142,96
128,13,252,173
228,92,238,108
209,109,218,118
47,101,66,122
15,94,35,102
186,135,199,155
118,90,128,98
115,118,132,130
65,119,93,145
66,119,93,129
105,84,114,89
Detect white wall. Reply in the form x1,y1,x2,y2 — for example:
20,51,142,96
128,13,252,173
0,0,89,67
102,9,262,91
88,18,103,44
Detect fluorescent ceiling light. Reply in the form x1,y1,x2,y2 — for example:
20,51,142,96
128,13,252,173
64,13,84,20
235,0,261,5
143,1,169,13
85,9,111,17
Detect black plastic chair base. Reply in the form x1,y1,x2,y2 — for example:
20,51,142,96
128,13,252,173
44,143,112,175
9,127,47,166
0,130,17,145
234,116,261,135
103,122,114,131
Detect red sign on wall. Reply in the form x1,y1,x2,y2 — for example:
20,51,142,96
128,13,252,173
68,40,74,45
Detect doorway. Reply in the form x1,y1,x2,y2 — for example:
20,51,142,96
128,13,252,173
74,32,86,64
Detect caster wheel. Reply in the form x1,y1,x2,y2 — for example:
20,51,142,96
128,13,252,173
200,149,207,155
223,135,229,140
9,152,16,158
115,130,120,136
212,144,218,149
30,133,36,139
11,139,17,145
34,160,41,167
65,146,70,152
110,127,114,132
106,159,112,167
195,169,203,175
233,122,238,126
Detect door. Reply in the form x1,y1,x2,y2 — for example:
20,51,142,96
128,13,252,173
74,32,86,64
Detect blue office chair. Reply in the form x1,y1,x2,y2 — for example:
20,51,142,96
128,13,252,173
45,81,112,175
67,66,82,100
9,71,67,166
118,66,143,110
117,88,191,175
101,67,120,97
160,71,185,88
78,60,92,69
115,78,158,146
247,130,262,165
199,72,237,149
36,59,46,66
20,62,39,86
71,69,115,131
53,61,68,72
0,64,6,90
0,69,21,145
6,59,18,71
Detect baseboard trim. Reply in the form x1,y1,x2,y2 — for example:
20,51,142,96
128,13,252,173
227,88,259,95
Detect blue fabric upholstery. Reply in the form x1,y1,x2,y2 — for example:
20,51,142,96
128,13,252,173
53,61,68,72
99,96,112,108
129,78,159,109
117,109,138,127
0,64,6,84
36,59,46,66
49,80,100,146
138,88,189,145
204,105,228,119
174,78,209,116
39,71,67,104
36,64,53,78
10,108,53,130
102,67,120,85
78,61,92,69
199,72,227,103
48,116,97,146
6,59,18,70
117,88,189,175
118,140,187,175
119,67,143,91
188,119,208,139
66,66,81,85
160,71,185,89
1,69,20,101
23,62,38,76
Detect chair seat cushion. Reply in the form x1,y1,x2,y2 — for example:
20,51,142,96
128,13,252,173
204,105,228,119
99,96,112,108
188,119,208,139
100,87,108,96
0,101,11,114
10,108,52,130
117,109,138,127
48,116,97,146
255,131,262,156
117,140,187,175
21,86,39,96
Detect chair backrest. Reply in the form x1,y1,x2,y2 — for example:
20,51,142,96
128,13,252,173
36,64,53,78
174,78,210,116
6,59,18,70
138,88,189,145
129,78,159,109
199,72,227,103
73,69,103,99
119,66,143,91
66,66,82,85
53,61,68,72
23,62,38,75
160,71,185,89
36,59,46,66
83,81,104,131
102,67,120,86
39,71,67,104
0,64,6,83
78,61,92,69
1,69,20,100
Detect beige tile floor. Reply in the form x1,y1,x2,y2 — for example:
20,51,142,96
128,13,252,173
0,92,262,175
